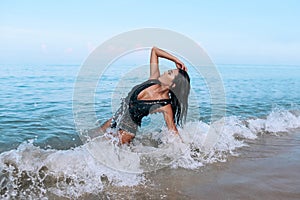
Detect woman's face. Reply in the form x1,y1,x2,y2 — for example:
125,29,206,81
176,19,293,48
159,69,179,86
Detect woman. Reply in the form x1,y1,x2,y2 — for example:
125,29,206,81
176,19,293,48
99,46,190,144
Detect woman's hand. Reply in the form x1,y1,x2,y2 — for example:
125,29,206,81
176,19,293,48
175,60,187,71
149,46,188,79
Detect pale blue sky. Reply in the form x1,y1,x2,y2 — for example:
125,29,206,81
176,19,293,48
1,0,299,65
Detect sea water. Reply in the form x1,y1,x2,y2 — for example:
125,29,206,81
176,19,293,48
0,64,299,198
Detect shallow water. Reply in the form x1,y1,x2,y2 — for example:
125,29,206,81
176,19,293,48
0,64,300,199
27,130,299,200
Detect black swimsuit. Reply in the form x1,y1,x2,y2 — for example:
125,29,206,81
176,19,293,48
111,79,171,134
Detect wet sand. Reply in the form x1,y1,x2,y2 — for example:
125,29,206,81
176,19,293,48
48,131,300,200
145,131,300,200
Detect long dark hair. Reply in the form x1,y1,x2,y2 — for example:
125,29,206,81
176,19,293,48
169,69,190,126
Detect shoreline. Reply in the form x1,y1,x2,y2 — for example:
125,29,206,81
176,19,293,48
150,131,300,200
2,129,300,199
92,130,300,200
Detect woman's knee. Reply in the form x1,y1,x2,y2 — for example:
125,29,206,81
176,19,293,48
118,130,135,144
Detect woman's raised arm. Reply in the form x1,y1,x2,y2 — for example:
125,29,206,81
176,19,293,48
149,46,187,79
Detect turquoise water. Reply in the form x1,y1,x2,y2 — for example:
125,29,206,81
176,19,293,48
220,65,300,117
0,64,300,198
0,65,81,152
1,64,299,152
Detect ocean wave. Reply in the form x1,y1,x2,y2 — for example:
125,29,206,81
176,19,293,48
1,108,300,198
0,140,144,199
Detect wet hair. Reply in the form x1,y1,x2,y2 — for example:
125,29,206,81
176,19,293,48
169,69,190,126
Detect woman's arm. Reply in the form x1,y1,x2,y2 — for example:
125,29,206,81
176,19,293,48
160,105,184,142
149,46,187,79
159,104,179,134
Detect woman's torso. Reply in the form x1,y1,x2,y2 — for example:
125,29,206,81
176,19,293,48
127,79,171,126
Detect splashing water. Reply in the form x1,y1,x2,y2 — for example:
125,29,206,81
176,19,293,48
1,108,300,199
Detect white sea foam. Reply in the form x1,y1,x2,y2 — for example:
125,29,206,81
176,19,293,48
1,108,300,198
0,140,144,199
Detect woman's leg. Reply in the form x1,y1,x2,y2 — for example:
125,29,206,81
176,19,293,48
91,115,135,144
100,118,113,131
87,118,112,138
118,130,135,144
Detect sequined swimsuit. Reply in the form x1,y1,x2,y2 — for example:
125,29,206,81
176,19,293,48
111,79,171,134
